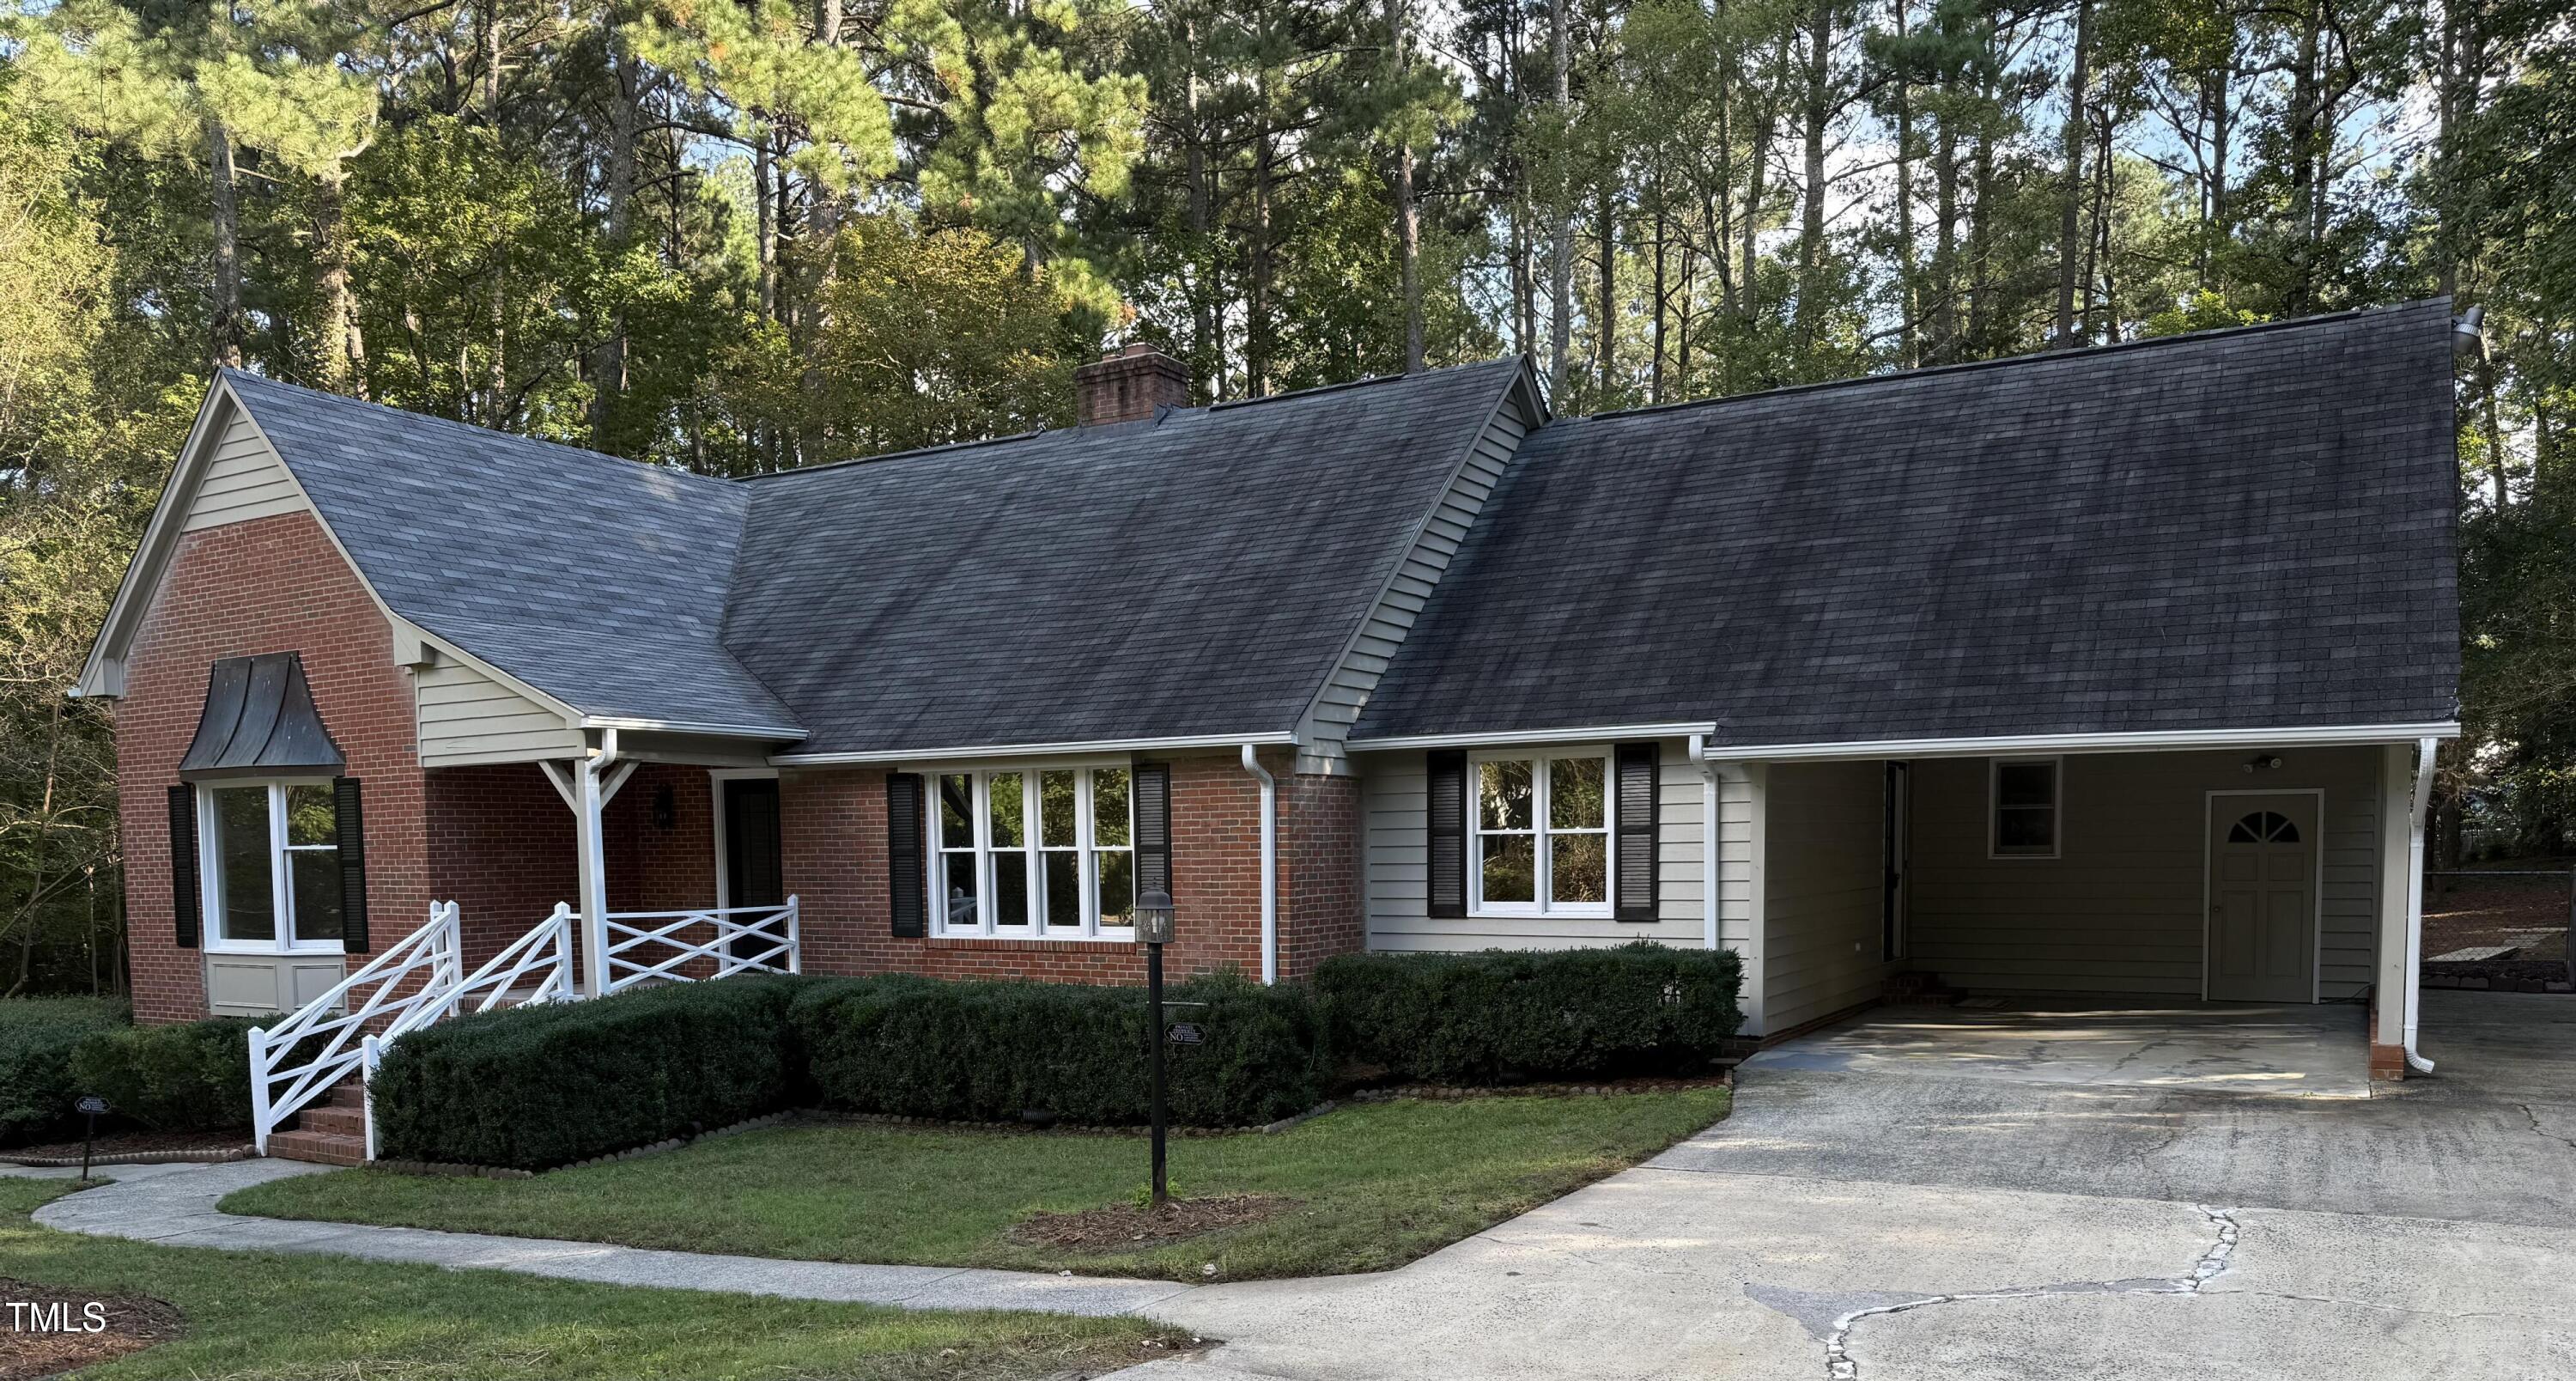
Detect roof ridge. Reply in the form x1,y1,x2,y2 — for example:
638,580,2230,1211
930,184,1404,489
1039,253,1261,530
220,368,740,494
1205,355,1518,413
732,427,1053,483
1580,298,2451,426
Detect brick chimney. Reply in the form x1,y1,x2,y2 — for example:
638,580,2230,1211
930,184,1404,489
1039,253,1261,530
1076,344,1190,426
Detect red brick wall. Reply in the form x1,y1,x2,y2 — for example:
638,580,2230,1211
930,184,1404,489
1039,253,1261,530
114,511,429,1024
422,761,717,970
780,749,1366,985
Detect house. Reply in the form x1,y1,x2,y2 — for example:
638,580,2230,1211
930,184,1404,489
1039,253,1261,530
77,301,2461,1161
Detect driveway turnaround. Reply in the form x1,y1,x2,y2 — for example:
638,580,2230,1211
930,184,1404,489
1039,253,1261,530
1138,991,2576,1379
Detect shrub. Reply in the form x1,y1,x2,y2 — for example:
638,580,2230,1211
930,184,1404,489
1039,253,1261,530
793,972,1327,1129
0,997,129,1146
1313,944,1744,1085
70,1017,258,1133
371,976,805,1171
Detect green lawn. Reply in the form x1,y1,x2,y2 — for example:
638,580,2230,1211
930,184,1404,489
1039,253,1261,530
1,1177,1185,1380
223,1090,1731,1282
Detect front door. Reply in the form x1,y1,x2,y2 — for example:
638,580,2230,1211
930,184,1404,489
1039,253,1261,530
2207,794,2318,1002
722,777,783,959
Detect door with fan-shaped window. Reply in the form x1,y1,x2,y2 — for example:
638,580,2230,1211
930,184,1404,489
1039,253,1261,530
2208,795,2319,1001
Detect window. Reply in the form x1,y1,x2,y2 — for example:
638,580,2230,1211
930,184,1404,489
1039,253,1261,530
1990,757,2061,859
1470,751,1612,916
932,767,1135,939
202,782,343,952
2227,811,2300,844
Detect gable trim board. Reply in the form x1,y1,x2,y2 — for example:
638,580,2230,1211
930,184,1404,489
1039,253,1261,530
1291,363,1546,775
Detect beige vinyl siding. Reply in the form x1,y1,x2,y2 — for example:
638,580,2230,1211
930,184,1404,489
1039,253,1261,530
1905,746,2383,999
1360,739,1724,951
1297,395,1531,773
415,660,581,766
181,411,308,532
1761,760,1892,1032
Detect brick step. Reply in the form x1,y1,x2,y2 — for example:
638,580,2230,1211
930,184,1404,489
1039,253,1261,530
268,1129,367,1167
300,1104,366,1137
326,1080,365,1109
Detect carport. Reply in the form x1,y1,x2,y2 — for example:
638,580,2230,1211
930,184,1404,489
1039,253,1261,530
1731,736,2451,1086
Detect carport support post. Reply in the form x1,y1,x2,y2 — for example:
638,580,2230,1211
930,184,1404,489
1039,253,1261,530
575,757,610,997
2374,745,2412,1068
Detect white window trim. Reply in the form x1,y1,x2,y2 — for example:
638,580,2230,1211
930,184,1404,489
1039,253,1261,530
1467,746,1615,918
1988,755,2064,860
198,780,346,955
929,767,1137,943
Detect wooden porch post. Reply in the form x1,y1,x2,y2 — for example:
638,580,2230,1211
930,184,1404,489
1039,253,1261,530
575,757,611,998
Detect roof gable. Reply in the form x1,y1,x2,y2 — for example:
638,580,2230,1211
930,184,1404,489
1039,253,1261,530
1353,301,2464,748
217,372,799,737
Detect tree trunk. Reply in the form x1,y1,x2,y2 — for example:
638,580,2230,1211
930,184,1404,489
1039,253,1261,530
208,117,243,370
1250,63,1276,398
312,167,364,395
1388,0,1423,372
589,44,641,450
1651,194,1667,403
1741,79,1768,323
1186,15,1217,386
2054,0,2093,347
755,126,777,319
1795,0,1832,356
1548,0,1573,398
1891,0,1917,367
2288,0,2319,313
482,2,507,421
1596,180,1615,396
1930,106,1958,361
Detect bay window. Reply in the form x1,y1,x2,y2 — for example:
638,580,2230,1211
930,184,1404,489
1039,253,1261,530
933,766,1136,939
202,781,343,952
1470,751,1612,916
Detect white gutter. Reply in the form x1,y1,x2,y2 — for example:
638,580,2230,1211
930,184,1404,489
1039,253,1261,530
582,715,806,739
1689,734,1718,951
1242,744,1278,986
2403,735,2439,1074
1689,722,2462,764
776,731,1297,766
1351,722,1719,752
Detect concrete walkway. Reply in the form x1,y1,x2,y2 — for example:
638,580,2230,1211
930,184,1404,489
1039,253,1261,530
15,1158,1193,1318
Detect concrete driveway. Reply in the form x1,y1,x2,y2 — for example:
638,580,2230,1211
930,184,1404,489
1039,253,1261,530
1138,992,2576,1380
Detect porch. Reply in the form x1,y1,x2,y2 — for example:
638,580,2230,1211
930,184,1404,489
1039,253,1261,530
248,736,799,1164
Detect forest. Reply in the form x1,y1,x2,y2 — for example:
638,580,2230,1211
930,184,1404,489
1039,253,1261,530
0,0,2569,993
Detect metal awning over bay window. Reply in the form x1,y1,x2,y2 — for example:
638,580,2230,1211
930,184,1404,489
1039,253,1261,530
169,654,371,954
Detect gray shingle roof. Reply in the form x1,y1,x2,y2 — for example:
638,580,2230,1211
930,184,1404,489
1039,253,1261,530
1352,301,2462,748
224,372,801,733
724,359,1527,756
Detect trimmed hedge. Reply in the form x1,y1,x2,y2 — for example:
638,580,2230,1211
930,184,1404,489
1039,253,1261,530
793,972,1327,1129
70,1017,258,1133
0,998,129,1146
371,976,805,1171
1314,944,1744,1084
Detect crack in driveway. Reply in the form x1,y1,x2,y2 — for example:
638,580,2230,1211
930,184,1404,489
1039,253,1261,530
2516,1103,2576,1155
1747,1205,2239,1380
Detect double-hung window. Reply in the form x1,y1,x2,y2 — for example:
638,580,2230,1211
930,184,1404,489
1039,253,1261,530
1469,751,1612,916
933,767,1136,940
1989,756,2062,859
201,782,343,952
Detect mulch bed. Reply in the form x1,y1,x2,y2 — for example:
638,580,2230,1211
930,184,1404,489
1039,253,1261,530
2,1129,250,1164
0,1277,183,1381
1009,1195,1296,1251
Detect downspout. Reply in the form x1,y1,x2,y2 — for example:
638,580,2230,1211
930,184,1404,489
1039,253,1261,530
2403,735,2439,1074
1241,745,1278,985
1690,733,1718,950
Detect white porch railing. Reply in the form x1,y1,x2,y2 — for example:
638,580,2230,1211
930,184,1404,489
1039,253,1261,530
250,902,580,1158
248,903,463,1155
598,897,800,995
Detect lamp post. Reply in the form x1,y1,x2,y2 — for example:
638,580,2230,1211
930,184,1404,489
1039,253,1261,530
1136,888,1176,1211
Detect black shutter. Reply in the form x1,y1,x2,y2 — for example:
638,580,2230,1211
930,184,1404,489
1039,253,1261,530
168,784,200,949
1613,742,1659,922
887,773,926,938
1425,750,1467,919
334,776,370,952
1133,762,1173,897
